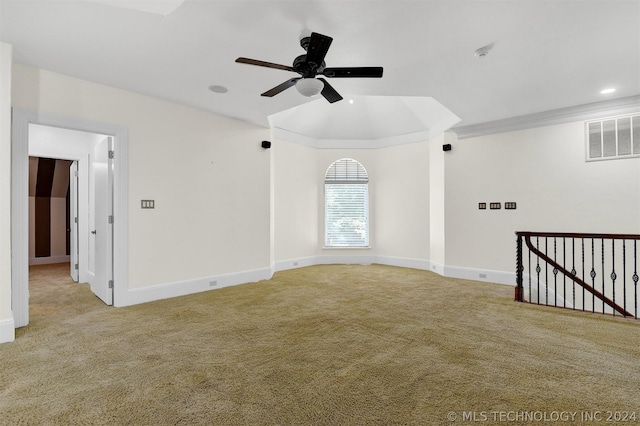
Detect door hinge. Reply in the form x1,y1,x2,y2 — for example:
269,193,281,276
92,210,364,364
108,215,114,224
108,280,114,289
108,150,115,159
74,217,78,224
75,263,79,270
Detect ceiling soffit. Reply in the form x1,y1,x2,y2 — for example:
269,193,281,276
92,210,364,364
268,95,461,149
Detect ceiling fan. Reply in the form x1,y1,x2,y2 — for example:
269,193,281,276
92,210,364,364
236,32,383,103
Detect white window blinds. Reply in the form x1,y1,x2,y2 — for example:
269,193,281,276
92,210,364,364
324,159,369,247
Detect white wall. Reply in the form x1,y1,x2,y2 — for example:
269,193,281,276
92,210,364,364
369,141,430,260
445,121,640,274
12,64,272,294
428,132,447,272
0,42,14,342
273,138,432,268
274,117,639,286
273,139,319,262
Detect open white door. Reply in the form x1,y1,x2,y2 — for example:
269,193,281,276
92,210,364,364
69,161,79,282
91,137,114,305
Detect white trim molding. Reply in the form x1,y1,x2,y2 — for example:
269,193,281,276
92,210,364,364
271,126,432,149
120,267,274,307
0,316,15,343
443,264,516,287
274,255,516,287
11,108,129,327
453,95,640,139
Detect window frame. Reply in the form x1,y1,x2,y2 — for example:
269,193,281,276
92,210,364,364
323,158,370,249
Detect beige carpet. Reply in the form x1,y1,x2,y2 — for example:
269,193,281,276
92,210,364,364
1,263,638,425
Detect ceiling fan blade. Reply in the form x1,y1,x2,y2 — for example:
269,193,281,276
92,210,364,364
318,78,343,103
236,57,295,72
261,78,300,97
305,32,333,67
322,67,384,78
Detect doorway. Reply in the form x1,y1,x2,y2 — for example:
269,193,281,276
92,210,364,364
28,156,75,273
11,109,129,328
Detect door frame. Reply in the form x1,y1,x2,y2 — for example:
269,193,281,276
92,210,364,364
11,109,129,327
69,160,79,282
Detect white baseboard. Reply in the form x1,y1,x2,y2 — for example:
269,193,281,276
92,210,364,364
274,255,516,286
444,264,516,286
374,255,432,271
29,255,70,266
0,316,15,343
116,266,274,307
273,255,374,272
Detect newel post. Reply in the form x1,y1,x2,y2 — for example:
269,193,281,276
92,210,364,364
515,232,524,302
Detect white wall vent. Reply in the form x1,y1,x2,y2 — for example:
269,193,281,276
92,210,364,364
586,113,640,161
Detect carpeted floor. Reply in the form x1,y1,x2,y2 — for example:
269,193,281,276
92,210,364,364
1,263,638,425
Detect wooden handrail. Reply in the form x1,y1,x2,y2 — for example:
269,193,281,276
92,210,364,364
516,231,640,240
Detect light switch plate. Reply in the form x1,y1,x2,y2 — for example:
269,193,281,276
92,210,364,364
141,200,155,209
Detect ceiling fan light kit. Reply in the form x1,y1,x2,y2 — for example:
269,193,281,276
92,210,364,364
236,32,383,103
296,78,324,97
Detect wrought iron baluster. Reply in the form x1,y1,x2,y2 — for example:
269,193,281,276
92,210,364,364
633,240,638,319
563,237,567,308
582,238,585,313
622,240,626,317
546,237,551,305
611,239,616,316
601,238,605,315
553,237,558,307
528,241,532,303
536,236,541,305
590,238,596,313
571,237,576,310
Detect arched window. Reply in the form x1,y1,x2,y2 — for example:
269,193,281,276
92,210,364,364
324,158,369,247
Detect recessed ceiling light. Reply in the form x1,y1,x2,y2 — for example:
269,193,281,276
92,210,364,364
208,85,228,94
600,88,616,94
349,99,354,104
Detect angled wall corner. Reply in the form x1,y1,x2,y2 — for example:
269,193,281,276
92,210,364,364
0,42,14,343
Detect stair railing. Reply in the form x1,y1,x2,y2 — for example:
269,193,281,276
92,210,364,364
515,232,640,319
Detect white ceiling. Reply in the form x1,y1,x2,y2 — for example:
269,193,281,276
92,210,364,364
1,0,639,142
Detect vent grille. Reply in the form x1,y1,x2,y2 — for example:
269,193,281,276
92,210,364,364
586,114,640,161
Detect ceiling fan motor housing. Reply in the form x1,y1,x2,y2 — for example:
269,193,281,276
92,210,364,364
300,36,311,51
293,54,325,77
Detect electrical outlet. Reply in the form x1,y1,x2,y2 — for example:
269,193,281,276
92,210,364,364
209,280,218,287
505,202,517,210
479,273,487,278
490,202,501,210
141,200,155,209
